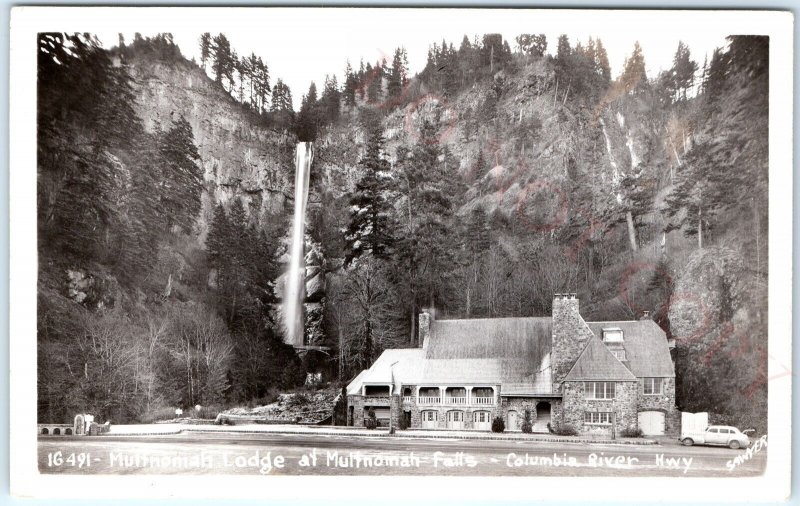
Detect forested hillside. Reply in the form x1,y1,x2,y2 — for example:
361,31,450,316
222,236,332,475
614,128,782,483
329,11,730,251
37,32,768,429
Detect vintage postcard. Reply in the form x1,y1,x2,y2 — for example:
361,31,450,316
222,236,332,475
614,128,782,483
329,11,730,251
9,6,793,502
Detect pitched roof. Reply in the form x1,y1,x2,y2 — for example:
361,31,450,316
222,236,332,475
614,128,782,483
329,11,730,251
346,369,369,395
426,317,551,362
354,316,553,390
563,335,638,381
586,320,675,377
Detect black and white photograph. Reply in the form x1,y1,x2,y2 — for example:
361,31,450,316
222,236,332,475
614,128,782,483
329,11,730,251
8,6,793,502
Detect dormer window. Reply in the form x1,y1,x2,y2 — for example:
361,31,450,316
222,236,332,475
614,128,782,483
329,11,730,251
602,328,623,342
611,349,626,361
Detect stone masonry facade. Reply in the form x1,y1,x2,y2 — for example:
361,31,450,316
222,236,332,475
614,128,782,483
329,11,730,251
637,377,681,435
347,294,679,435
561,381,639,435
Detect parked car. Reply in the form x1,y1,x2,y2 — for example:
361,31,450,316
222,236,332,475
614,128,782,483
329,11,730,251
680,425,754,449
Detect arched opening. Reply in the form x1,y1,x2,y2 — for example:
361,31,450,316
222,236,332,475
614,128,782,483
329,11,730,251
52,428,61,435
421,410,438,429
41,428,49,435
446,410,465,430
473,410,491,431
535,402,552,432
65,428,73,435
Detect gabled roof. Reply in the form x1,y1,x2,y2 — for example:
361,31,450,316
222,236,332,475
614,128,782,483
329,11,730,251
427,317,551,362
353,316,553,390
563,335,638,382
346,369,369,395
586,320,675,378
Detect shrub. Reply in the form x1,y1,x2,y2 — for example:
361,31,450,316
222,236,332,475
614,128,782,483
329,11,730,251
620,427,644,438
364,407,377,430
550,423,579,436
521,409,533,434
491,416,505,433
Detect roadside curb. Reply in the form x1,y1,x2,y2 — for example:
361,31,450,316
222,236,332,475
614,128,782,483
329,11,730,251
100,427,658,445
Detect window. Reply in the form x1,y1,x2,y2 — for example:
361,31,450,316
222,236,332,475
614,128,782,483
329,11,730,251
611,349,626,361
475,411,489,423
584,412,613,425
642,378,663,395
602,328,623,342
584,382,616,399
422,411,438,422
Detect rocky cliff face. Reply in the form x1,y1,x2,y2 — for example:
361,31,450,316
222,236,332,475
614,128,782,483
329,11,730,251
126,56,297,241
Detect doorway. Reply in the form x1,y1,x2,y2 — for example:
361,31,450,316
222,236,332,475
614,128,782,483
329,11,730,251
535,402,551,432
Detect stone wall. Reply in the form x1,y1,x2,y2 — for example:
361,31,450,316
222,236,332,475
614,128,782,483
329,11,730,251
551,295,594,391
500,398,561,431
561,381,638,435
637,377,680,435
347,394,365,426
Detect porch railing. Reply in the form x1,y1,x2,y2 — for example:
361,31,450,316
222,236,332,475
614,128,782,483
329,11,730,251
418,396,440,405
445,396,467,405
472,396,494,405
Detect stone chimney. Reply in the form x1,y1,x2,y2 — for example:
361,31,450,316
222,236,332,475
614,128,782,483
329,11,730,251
419,308,435,350
550,293,594,389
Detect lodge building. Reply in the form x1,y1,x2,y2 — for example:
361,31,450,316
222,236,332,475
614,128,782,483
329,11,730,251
346,294,679,436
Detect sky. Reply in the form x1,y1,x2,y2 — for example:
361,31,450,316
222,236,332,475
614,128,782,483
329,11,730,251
96,9,734,110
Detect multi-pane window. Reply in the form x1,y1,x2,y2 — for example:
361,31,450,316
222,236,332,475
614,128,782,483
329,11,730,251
584,412,612,425
611,349,626,361
584,382,616,399
475,411,489,423
602,328,623,342
642,378,664,395
422,411,437,422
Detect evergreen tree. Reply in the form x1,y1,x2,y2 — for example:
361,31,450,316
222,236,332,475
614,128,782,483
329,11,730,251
670,41,699,101
156,116,203,233
211,33,235,91
665,36,768,250
366,60,384,103
344,114,395,265
595,38,611,83
321,74,341,123
37,33,143,265
296,81,319,141
343,60,358,107
620,41,648,93
387,47,408,99
199,32,212,70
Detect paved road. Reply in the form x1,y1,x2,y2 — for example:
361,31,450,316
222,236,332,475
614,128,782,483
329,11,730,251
38,432,766,476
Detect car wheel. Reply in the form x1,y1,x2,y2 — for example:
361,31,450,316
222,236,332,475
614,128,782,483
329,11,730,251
682,438,694,446
729,440,740,450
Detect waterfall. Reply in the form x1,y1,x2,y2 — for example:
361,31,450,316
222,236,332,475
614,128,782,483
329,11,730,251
284,142,313,347
599,118,622,199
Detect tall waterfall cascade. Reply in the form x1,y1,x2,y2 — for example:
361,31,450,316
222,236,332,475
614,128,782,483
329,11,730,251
284,142,313,348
